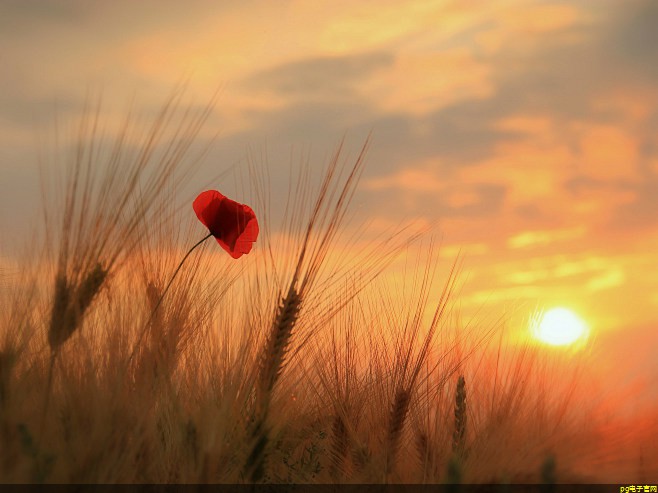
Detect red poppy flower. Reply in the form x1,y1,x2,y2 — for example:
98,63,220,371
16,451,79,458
193,190,259,259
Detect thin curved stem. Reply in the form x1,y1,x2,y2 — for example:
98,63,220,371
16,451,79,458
126,232,213,366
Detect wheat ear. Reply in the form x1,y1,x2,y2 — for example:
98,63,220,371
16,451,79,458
329,413,350,480
452,375,467,456
48,262,107,351
258,282,301,406
244,281,301,482
386,387,411,477
42,262,107,434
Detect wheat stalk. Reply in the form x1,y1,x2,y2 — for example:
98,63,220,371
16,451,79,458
245,281,301,482
415,429,437,480
0,349,16,412
126,232,212,369
42,262,107,434
541,454,556,493
36,91,215,445
446,454,462,488
243,138,372,483
258,283,301,406
244,413,272,483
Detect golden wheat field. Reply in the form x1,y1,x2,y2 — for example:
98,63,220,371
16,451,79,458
0,95,655,487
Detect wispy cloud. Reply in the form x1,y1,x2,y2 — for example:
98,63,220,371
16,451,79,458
507,227,586,249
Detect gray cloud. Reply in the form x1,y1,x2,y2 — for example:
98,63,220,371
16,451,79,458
609,176,658,233
244,51,395,100
606,0,658,80
0,1,90,30
2,1,658,241
424,183,507,220
223,1,658,235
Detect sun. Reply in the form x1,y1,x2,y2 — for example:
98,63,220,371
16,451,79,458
531,307,589,346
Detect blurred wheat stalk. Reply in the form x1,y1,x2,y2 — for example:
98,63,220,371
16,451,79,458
40,89,215,422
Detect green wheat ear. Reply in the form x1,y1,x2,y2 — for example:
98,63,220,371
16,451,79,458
452,375,467,456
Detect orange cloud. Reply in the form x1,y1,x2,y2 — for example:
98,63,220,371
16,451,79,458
586,267,625,292
314,0,493,53
591,87,658,124
577,124,640,182
474,3,583,54
569,187,637,222
370,49,493,116
363,165,445,192
464,285,545,305
507,227,586,249
444,189,481,208
494,115,554,137
459,140,572,209
506,269,551,285
498,3,582,34
442,242,489,258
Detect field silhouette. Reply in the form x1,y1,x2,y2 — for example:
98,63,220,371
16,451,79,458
0,95,655,484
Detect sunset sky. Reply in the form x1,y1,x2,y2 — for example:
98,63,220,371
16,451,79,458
1,1,657,402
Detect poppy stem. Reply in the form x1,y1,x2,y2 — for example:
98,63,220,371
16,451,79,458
126,232,213,367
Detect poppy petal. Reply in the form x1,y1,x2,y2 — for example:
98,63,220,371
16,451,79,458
193,190,223,233
193,190,259,258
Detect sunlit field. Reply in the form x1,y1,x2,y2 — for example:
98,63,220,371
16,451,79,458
0,97,656,485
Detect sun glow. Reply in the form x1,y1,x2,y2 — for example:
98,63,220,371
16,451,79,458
532,307,589,346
